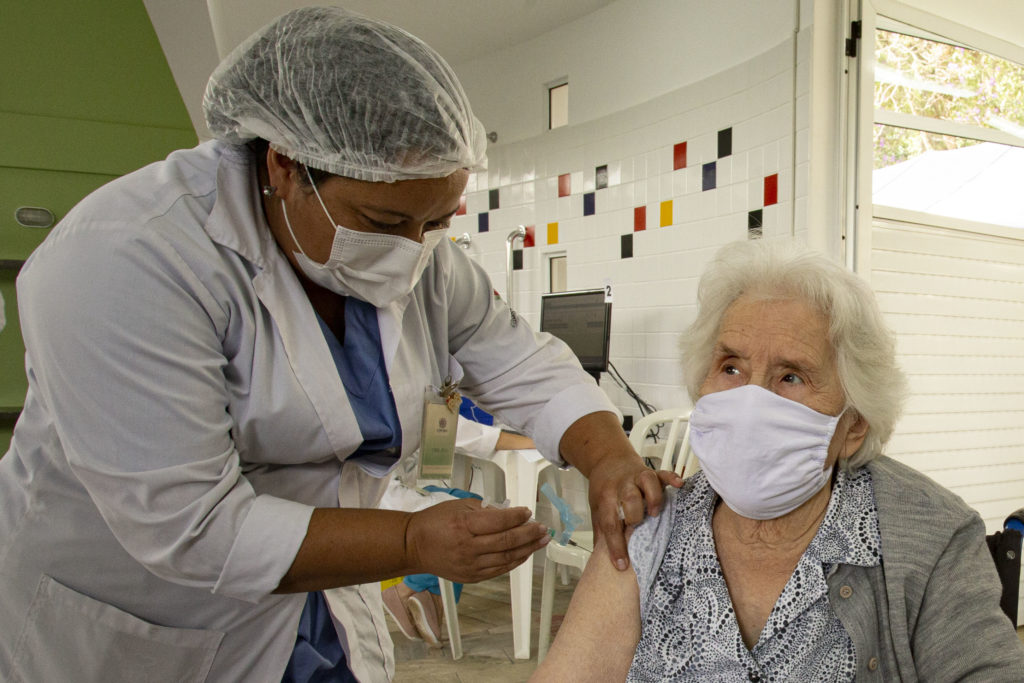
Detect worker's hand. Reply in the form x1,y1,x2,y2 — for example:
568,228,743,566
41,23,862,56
587,453,683,571
404,498,550,584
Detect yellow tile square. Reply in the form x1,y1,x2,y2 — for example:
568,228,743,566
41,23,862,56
660,200,673,227
547,222,559,245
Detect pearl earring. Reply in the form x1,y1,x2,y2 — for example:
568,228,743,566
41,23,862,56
262,185,277,197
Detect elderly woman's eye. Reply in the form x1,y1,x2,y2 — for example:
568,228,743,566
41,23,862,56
723,365,740,375
781,373,803,384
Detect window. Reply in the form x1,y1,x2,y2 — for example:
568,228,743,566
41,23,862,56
548,81,568,130
872,23,1024,229
548,254,567,293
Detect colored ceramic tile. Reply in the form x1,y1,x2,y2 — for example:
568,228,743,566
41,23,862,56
702,162,716,191
524,225,535,248
621,233,633,259
478,212,489,233
634,206,646,231
547,222,559,245
512,248,523,271
764,173,778,206
718,127,732,158
583,192,595,216
489,188,500,210
660,200,673,227
456,195,467,216
748,208,763,239
673,142,687,171
596,165,608,190
558,173,571,197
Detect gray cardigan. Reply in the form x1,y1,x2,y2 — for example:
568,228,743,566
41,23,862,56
830,456,1024,681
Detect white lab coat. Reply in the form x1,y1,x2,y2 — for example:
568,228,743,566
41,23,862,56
0,141,614,682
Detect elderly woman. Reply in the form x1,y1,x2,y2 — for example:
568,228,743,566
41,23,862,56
0,7,677,682
534,240,1024,681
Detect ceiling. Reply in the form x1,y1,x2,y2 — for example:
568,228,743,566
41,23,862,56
144,0,618,139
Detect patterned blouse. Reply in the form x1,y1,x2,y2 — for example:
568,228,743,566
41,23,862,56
626,467,881,682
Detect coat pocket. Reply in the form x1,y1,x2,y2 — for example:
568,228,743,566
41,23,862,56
11,575,224,682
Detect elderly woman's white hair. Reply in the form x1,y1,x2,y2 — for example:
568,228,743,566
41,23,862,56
680,239,907,468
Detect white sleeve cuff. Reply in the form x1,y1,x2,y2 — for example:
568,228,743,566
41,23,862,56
531,383,622,467
213,495,314,603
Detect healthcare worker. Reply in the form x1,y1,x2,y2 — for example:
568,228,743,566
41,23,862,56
0,7,680,682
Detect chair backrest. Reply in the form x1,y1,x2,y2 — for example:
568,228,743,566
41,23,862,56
986,508,1024,628
628,408,700,479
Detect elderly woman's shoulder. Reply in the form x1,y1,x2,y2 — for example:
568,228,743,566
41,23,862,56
866,455,978,528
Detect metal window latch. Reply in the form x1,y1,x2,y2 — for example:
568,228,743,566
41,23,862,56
845,20,862,58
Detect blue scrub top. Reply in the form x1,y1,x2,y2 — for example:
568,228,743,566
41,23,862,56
284,297,402,683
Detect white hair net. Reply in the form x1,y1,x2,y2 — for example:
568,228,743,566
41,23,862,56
203,6,487,182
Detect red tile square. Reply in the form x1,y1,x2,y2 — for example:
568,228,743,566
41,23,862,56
764,174,778,206
456,195,467,216
673,142,687,170
523,225,535,247
558,173,571,197
633,206,646,231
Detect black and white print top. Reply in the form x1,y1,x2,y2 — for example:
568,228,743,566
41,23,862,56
626,467,881,682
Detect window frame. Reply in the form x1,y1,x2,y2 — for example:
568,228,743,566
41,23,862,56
851,0,1024,274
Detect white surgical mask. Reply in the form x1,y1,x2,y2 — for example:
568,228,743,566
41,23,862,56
280,168,447,307
689,384,840,520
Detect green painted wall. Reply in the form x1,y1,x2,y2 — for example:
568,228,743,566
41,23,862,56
1,0,199,452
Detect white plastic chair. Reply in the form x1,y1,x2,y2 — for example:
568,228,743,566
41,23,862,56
629,408,698,478
536,408,696,662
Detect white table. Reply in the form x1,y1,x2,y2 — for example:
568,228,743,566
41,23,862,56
455,447,552,659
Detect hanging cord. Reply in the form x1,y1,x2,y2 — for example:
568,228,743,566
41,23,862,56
607,361,658,418
606,361,666,469
606,361,662,471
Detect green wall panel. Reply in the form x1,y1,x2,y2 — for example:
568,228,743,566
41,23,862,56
0,271,26,410
3,0,193,129
0,166,117,260
0,112,197,177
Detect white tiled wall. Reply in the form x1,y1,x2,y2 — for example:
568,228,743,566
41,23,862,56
451,34,812,421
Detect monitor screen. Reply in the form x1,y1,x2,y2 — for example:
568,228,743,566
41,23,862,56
539,289,611,375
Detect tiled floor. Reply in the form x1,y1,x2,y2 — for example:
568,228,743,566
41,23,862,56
388,560,1024,682
389,556,577,683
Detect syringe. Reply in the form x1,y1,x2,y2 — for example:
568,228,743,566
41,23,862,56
481,497,580,547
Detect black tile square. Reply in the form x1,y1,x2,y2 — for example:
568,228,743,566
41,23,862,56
702,162,717,191
512,248,523,270
489,188,500,210
621,233,633,259
478,212,489,232
718,127,732,158
596,165,608,190
748,209,763,238
583,192,596,216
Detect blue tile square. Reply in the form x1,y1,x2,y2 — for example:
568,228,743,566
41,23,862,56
583,192,596,216
478,212,489,232
702,162,717,191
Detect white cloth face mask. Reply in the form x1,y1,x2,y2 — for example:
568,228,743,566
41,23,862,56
689,384,841,520
279,168,447,307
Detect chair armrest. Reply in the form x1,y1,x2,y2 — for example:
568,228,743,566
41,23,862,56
1005,508,1024,532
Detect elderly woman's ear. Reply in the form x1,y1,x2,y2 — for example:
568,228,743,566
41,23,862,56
835,409,870,464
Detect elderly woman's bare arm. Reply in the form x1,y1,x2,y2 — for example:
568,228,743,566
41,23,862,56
530,534,642,682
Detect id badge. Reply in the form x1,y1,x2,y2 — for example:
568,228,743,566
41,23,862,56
418,376,461,479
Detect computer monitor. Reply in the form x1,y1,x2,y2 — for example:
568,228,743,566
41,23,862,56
539,289,612,380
